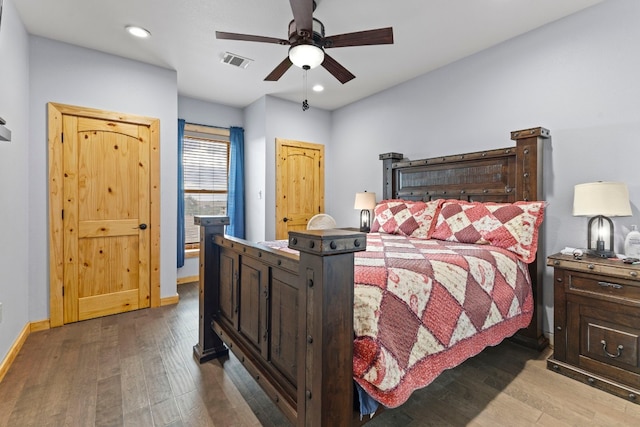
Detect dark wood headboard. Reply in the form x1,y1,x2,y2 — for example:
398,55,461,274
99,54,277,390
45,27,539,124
380,126,550,349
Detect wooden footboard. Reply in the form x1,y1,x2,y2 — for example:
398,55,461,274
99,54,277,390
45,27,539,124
194,127,550,426
194,220,367,426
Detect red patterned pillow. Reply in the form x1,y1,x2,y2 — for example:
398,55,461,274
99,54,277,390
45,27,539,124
431,200,545,263
371,199,442,239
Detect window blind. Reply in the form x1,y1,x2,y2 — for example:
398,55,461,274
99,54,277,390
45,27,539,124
183,137,229,192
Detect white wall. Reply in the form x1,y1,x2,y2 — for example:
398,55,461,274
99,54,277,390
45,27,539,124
328,0,640,338
0,0,31,362
177,95,243,279
28,36,179,321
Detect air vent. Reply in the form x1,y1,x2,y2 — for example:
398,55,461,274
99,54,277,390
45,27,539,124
221,52,253,69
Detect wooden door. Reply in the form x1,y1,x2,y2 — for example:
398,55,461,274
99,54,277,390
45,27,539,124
48,103,161,326
275,139,324,240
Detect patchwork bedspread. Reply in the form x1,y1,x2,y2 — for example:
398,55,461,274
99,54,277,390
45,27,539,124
352,233,533,408
262,233,534,408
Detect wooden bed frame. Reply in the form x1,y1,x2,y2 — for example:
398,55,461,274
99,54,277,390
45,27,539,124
194,126,550,426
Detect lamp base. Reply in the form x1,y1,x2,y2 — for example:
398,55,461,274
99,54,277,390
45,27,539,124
586,248,617,258
359,209,371,233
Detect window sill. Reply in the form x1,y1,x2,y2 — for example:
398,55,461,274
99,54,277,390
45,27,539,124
185,248,200,259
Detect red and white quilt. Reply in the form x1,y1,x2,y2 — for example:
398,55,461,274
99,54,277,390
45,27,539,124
262,233,534,408
352,233,533,408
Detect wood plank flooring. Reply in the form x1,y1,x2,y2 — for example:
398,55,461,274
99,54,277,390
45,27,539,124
1,282,639,426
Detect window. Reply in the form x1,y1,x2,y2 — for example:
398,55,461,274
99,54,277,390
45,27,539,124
183,124,230,247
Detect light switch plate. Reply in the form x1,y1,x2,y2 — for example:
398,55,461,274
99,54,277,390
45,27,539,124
0,124,11,142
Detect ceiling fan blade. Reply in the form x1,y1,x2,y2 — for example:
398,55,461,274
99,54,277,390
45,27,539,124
216,31,289,45
289,0,313,37
265,57,294,81
321,53,355,84
323,27,394,48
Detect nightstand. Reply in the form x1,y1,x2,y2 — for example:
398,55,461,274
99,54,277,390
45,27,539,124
547,253,640,403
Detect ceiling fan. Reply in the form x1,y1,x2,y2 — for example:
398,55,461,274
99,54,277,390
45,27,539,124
216,0,394,84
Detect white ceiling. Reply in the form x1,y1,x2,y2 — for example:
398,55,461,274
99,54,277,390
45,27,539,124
14,0,603,111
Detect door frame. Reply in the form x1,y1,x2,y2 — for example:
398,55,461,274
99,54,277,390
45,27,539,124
47,102,161,327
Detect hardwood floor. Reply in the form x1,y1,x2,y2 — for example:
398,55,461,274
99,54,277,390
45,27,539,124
2,282,639,426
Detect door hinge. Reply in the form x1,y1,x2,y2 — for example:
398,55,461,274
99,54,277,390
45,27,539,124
61,132,64,143
62,209,64,220
62,286,64,297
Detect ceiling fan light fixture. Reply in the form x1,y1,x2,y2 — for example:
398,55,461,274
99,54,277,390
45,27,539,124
289,44,324,69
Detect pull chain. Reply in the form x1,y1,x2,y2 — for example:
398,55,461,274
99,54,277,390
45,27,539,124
302,65,310,111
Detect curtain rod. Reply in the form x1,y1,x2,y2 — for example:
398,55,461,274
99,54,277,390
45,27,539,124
182,120,229,130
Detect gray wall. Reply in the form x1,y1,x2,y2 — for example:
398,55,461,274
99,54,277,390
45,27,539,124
0,0,30,362
244,97,267,241
28,37,179,320
264,96,332,240
327,0,640,339
243,95,332,241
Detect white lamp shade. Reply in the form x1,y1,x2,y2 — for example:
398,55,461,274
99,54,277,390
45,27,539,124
354,192,376,210
289,44,325,69
573,182,632,217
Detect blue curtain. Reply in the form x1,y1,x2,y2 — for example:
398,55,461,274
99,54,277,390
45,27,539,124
177,119,186,268
227,126,245,238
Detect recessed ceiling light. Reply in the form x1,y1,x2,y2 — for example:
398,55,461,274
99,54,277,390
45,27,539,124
125,25,151,38
312,84,324,92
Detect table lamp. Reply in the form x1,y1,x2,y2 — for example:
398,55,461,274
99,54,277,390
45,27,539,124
354,191,376,232
573,182,632,258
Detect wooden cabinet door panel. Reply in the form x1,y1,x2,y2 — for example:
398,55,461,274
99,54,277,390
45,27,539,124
270,268,299,386
219,248,238,326
239,256,270,356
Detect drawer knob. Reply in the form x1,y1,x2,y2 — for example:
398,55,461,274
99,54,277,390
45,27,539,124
630,393,637,401
601,340,624,358
587,264,595,270
553,260,560,266
631,271,638,278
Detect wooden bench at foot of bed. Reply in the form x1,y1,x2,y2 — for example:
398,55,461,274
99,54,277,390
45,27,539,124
194,127,550,426
194,217,367,426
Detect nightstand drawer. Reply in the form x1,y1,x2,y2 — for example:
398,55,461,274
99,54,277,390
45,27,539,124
582,316,639,371
569,272,640,305
573,304,640,389
548,256,640,281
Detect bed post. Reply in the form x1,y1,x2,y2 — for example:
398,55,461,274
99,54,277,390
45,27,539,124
379,152,404,200
193,215,231,363
511,127,550,350
288,229,367,427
